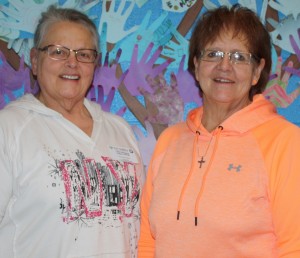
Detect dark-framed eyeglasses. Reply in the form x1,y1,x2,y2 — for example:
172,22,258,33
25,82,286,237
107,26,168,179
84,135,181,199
37,44,98,63
199,49,259,65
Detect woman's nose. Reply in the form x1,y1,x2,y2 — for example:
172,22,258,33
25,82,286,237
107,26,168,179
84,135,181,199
65,51,78,67
217,53,233,70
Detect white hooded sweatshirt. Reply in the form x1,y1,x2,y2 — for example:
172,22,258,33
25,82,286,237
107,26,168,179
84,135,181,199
0,94,144,258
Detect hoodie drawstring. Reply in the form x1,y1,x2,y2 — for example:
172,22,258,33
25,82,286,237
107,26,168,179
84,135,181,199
176,126,224,226
176,130,201,221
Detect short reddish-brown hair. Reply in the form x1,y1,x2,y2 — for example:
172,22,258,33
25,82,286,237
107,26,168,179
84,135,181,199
188,4,272,99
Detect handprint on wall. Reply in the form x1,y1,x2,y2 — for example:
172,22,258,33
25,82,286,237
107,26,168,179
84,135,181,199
92,49,127,95
123,43,172,96
175,54,202,106
158,26,189,71
268,14,300,54
118,10,169,63
284,28,300,77
268,0,300,20
139,73,184,125
86,84,126,117
0,51,31,108
98,0,138,44
263,57,300,108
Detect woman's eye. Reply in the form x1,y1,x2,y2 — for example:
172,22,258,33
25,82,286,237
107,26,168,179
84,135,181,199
79,52,89,58
51,48,66,56
233,53,245,61
208,51,219,57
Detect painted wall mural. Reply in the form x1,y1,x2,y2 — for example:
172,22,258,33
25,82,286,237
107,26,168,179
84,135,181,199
0,0,299,168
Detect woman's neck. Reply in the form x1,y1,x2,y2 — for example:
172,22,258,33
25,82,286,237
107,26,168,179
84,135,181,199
201,98,252,132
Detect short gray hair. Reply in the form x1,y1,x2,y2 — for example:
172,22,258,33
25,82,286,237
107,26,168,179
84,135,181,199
33,4,99,51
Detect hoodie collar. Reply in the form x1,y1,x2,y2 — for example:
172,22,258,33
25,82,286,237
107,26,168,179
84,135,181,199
7,94,103,122
187,94,279,135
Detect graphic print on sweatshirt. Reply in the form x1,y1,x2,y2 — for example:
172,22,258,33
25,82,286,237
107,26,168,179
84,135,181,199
47,149,141,227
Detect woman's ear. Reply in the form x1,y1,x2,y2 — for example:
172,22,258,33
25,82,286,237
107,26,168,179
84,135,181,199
193,56,199,81
252,58,265,86
30,48,38,76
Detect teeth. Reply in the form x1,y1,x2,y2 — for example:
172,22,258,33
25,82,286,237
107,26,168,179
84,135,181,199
61,75,79,80
215,78,232,83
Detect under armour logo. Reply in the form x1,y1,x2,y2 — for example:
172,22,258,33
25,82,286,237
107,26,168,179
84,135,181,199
227,164,242,172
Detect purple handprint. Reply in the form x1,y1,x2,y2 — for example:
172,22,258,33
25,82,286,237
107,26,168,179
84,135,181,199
92,49,127,95
0,51,32,109
86,84,126,117
123,42,172,96
284,28,300,77
176,54,202,106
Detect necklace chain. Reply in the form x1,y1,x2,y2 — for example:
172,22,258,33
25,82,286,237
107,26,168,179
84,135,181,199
197,134,214,168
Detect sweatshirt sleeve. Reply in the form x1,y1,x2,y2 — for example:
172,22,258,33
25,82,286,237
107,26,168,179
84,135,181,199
0,130,13,223
138,159,156,257
268,125,300,257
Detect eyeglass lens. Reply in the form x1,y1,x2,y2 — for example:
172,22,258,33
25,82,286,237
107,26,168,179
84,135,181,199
200,50,252,64
44,45,97,63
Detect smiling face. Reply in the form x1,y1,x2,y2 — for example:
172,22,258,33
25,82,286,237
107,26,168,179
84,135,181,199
30,21,97,109
193,30,265,109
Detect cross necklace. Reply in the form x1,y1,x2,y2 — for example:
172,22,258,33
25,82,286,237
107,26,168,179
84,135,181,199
197,134,214,169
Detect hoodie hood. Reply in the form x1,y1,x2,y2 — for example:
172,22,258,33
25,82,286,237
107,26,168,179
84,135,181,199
5,94,103,122
186,94,279,135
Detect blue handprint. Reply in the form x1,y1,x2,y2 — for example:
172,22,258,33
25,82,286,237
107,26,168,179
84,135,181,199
97,0,138,44
118,10,169,63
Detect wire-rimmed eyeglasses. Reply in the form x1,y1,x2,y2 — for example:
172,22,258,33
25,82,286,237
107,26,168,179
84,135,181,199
199,49,259,64
38,44,98,63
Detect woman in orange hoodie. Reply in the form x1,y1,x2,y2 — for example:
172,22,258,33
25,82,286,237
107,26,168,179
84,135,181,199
138,4,300,258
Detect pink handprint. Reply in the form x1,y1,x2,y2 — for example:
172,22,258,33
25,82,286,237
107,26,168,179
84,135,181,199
139,73,184,125
123,43,172,96
264,57,300,108
176,54,202,106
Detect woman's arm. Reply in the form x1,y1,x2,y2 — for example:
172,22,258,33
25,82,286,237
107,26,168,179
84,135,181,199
268,125,300,257
0,131,13,224
138,161,156,258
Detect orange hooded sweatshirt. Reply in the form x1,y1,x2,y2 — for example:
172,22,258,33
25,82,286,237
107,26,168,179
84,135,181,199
138,95,300,258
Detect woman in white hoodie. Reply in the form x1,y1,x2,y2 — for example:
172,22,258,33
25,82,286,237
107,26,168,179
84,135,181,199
0,5,144,258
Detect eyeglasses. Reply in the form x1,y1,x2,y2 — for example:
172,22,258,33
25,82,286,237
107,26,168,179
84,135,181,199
38,44,98,63
199,49,259,64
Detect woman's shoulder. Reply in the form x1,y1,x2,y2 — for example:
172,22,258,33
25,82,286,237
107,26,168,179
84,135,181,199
257,115,300,138
155,121,188,147
0,95,34,126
